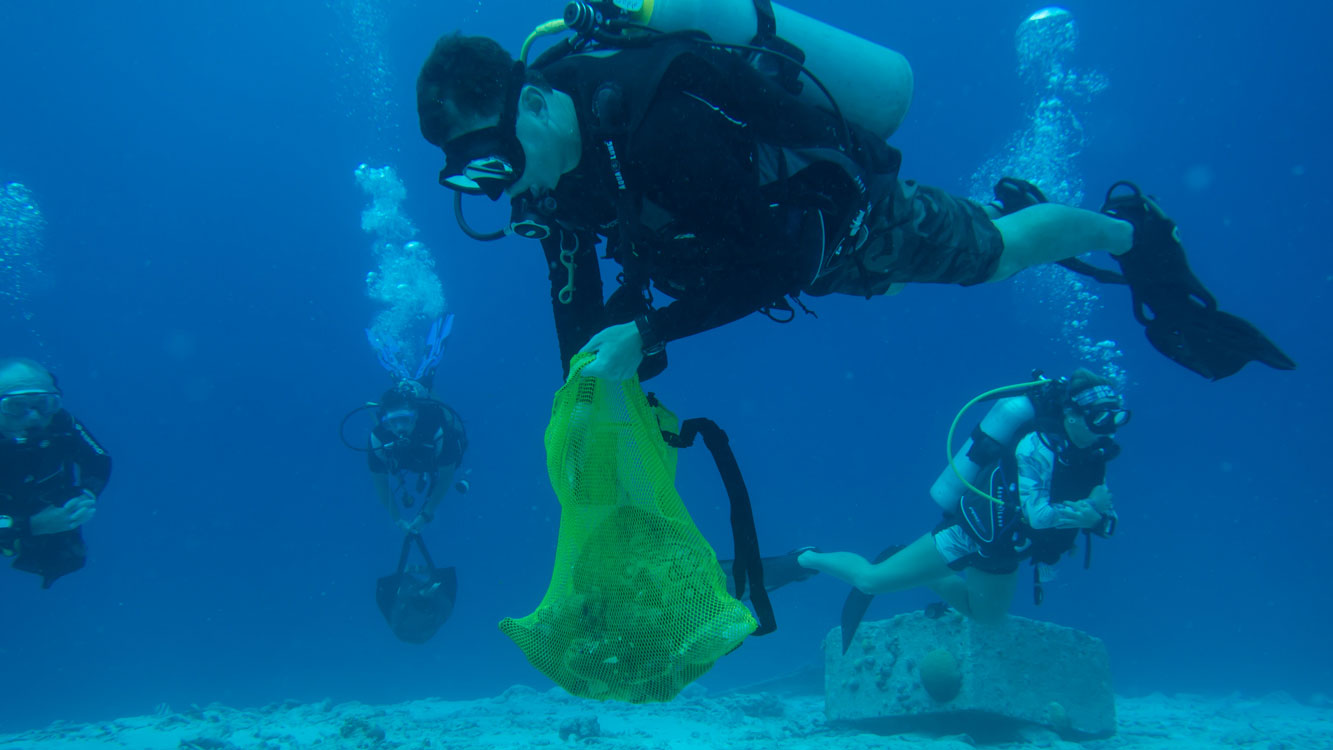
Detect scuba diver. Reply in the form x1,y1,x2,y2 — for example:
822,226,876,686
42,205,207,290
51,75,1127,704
798,369,1126,642
347,315,469,534
364,380,467,644
346,317,470,643
0,357,112,588
416,1,1293,383
366,378,468,534
350,318,467,643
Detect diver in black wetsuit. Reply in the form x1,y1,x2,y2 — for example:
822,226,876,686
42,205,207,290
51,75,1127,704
0,357,112,588
367,379,468,535
416,27,1292,382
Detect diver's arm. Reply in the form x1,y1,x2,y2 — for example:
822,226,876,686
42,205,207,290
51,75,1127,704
371,471,398,523
368,432,400,523
418,464,457,526
580,267,784,381
1019,435,1112,531
1085,485,1117,537
1016,434,1062,530
64,412,112,496
630,90,795,346
543,229,606,379
645,279,784,345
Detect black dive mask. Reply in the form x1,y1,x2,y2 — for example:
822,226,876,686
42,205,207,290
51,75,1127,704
438,64,527,201
1070,385,1131,435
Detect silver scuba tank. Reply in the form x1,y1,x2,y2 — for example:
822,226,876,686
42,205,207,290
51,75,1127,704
928,395,1036,513
620,0,913,139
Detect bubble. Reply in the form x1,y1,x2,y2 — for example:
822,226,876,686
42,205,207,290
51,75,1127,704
328,0,401,157
357,165,447,379
1017,8,1077,90
970,9,1125,387
1,181,48,308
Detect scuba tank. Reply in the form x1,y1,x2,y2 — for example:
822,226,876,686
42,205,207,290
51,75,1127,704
619,0,913,139
929,394,1035,513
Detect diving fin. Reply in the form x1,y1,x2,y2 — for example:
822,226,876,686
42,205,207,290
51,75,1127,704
720,547,820,603
1101,182,1295,380
991,176,1049,216
839,544,904,654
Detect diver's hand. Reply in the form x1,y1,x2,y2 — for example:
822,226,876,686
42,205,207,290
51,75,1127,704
1087,485,1114,515
30,491,97,535
579,323,644,382
395,518,417,535
1054,500,1104,530
406,515,429,534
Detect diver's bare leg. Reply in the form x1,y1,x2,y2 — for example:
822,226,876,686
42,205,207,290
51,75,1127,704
926,569,1019,624
990,203,1132,281
798,534,950,595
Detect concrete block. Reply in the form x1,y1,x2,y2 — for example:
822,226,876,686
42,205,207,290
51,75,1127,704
824,611,1115,740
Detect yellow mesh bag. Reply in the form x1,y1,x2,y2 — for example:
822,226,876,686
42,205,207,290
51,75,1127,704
499,354,757,703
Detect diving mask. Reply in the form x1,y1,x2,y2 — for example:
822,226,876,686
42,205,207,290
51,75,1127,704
381,408,418,433
0,391,61,419
437,63,527,201
1070,385,1131,435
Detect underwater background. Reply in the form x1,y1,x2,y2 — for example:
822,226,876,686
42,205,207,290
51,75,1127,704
0,0,1328,732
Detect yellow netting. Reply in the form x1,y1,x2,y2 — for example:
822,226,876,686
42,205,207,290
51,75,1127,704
499,354,756,703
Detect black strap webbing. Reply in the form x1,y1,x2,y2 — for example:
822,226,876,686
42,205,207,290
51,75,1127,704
396,533,436,575
1058,258,1128,286
750,0,778,44
664,418,776,636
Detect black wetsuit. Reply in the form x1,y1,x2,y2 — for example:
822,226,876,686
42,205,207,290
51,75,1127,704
0,410,112,588
368,403,467,502
529,41,1001,378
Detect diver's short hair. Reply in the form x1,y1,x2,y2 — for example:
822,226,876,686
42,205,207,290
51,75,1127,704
416,32,554,147
1067,368,1115,398
417,33,516,147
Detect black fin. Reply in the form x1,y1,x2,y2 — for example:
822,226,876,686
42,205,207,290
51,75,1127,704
1143,302,1296,379
720,548,819,602
1102,182,1295,379
992,176,1049,215
839,544,904,654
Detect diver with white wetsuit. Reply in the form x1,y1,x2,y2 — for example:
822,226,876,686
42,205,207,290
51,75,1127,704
799,368,1126,637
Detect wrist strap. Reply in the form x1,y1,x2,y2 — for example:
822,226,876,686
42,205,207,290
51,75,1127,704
635,315,665,356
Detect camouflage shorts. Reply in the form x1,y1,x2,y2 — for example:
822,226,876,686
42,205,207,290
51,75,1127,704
806,179,1004,297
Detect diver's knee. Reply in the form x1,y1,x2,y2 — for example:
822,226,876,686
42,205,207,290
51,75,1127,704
847,571,872,593
853,572,905,596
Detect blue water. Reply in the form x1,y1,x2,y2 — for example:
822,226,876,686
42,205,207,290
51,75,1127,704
1,0,1329,731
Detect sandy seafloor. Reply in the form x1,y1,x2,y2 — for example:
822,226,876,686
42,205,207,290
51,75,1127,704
3,680,1330,750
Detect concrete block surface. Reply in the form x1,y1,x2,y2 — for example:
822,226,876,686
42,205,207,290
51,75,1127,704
824,611,1115,740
